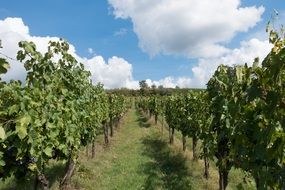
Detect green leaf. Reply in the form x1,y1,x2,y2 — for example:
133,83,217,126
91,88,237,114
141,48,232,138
0,160,5,166
236,67,243,83
28,163,37,171
47,122,56,129
269,30,278,44
8,104,19,115
0,126,5,140
0,58,9,74
44,147,53,157
16,114,31,139
61,89,68,95
16,125,27,140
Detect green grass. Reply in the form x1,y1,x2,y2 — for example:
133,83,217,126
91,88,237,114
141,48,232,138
0,108,255,190
71,109,194,190
155,114,256,190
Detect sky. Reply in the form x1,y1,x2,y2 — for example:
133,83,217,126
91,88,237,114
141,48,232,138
0,0,284,89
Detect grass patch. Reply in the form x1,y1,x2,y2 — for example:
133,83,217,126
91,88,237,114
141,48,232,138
140,134,193,190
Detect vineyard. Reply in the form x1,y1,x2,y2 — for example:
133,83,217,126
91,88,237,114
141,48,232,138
0,40,130,189
135,26,285,190
0,26,284,190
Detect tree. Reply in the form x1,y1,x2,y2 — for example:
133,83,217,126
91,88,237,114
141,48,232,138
139,80,149,96
158,85,163,89
139,80,148,90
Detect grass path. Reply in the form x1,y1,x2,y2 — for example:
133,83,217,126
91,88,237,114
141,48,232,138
71,108,195,190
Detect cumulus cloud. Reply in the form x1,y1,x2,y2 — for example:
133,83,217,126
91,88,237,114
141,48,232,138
146,38,272,89
146,77,192,88
108,0,265,58
0,17,273,89
190,38,272,88
0,17,138,89
84,56,139,89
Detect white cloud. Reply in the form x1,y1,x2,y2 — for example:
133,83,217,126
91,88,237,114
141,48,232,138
146,38,272,89
87,47,94,54
114,28,128,36
146,77,192,88
190,38,272,88
0,17,138,89
0,17,273,89
84,56,139,89
108,0,264,58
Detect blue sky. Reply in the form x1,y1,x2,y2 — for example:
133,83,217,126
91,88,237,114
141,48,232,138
0,1,284,88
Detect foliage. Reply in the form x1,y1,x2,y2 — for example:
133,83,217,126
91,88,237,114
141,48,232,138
0,39,128,189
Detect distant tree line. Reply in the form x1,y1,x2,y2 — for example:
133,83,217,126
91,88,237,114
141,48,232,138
106,80,203,96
